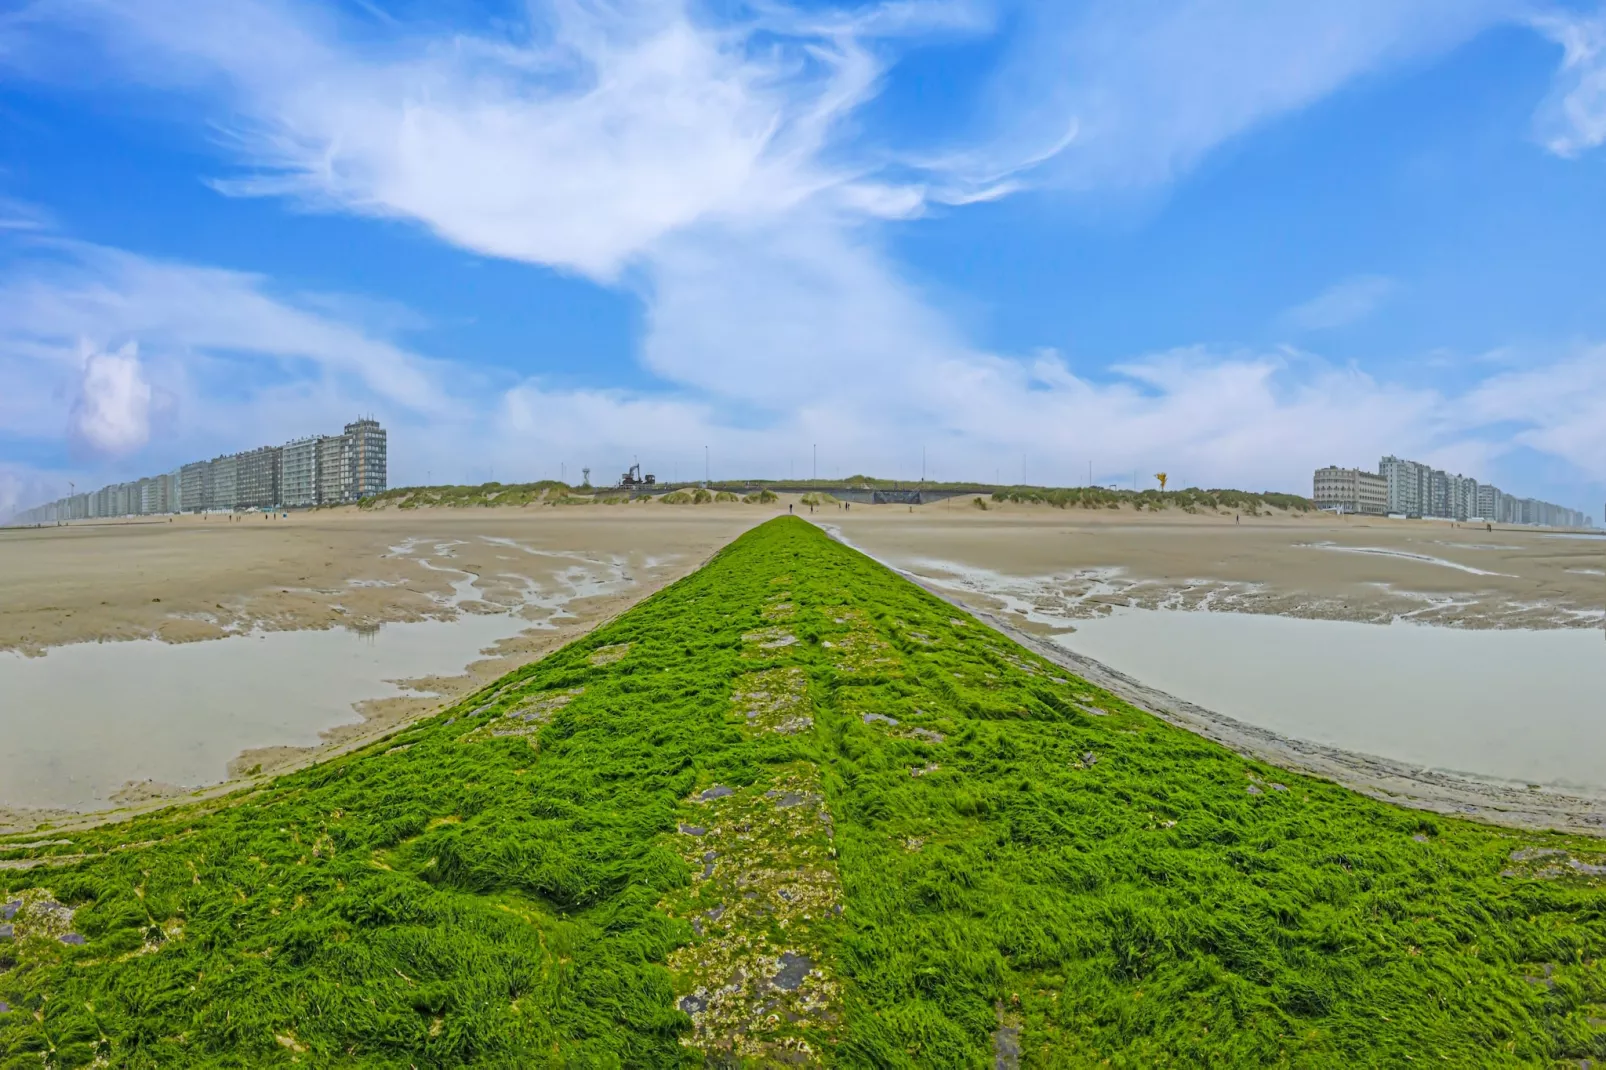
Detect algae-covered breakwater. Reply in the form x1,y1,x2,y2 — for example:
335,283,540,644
1,518,1604,1066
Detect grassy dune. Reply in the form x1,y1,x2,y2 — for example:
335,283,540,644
2,518,1603,1066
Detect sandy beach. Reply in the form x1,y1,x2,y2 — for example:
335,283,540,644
823,501,1606,630
3,497,1602,832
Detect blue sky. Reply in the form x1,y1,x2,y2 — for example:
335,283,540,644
1,0,1603,517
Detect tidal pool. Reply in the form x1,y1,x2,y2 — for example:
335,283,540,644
1054,609,1606,795
860,543,1606,797
0,611,538,812
0,546,639,812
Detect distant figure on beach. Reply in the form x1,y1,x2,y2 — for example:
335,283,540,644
788,504,793,514
1235,514,1240,525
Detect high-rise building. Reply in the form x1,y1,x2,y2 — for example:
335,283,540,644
237,445,283,510
209,454,239,512
180,461,208,514
280,437,319,508
346,418,388,500
317,434,352,505
1380,456,1427,516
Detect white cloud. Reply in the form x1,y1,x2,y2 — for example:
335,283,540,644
1280,274,1398,332
11,0,936,281
1533,9,1606,157
1463,344,1606,480
70,341,153,454
5,235,1604,519
3,0,1603,518
978,0,1517,190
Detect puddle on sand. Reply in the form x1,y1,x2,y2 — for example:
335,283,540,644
0,540,645,813
1054,608,1606,795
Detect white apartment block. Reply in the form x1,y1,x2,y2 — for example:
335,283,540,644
1313,466,1388,515
9,418,389,524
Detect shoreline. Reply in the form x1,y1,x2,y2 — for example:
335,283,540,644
820,525,1606,836
0,540,731,835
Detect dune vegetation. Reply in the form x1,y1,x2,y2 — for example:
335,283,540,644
360,481,581,510
355,477,1312,515
2,518,1601,1066
989,486,1314,513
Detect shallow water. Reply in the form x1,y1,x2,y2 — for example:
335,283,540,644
872,548,1606,795
0,614,529,810
0,541,639,812
1060,610,1606,794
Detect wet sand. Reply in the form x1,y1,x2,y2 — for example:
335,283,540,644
0,505,774,654
823,502,1606,630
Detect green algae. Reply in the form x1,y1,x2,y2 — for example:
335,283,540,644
1,518,1604,1066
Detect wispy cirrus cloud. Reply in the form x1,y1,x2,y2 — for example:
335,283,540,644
7,0,950,280
1533,8,1606,157
1280,274,1399,332
975,0,1519,191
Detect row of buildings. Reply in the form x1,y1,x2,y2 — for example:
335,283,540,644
1313,456,1592,528
10,418,387,525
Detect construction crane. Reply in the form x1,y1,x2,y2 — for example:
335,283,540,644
620,462,656,487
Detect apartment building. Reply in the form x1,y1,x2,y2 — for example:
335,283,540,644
9,417,390,523
236,445,283,511
280,437,319,508
1316,455,1594,528
317,434,352,505
346,418,388,500
1313,466,1389,515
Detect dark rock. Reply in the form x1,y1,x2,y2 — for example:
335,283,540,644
769,791,808,809
862,713,899,727
678,823,707,836
1082,752,1097,767
59,933,86,946
0,901,18,921
908,727,945,743
772,951,811,991
706,905,725,921
1413,834,1429,843
0,924,11,940
703,850,717,863
0,1002,8,1014
702,864,715,879
1269,783,1288,792
1511,847,1567,862
699,785,734,802
1569,859,1606,876
1246,785,1263,796
679,993,708,1015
